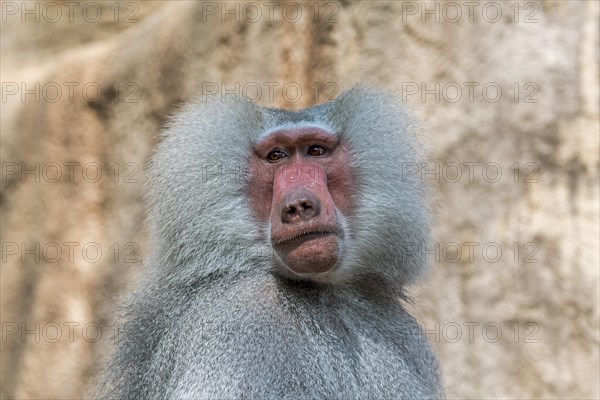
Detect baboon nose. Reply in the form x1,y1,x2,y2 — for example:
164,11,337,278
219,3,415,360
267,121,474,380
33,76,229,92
280,191,321,223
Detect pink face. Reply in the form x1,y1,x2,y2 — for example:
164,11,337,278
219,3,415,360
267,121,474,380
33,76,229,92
248,127,356,276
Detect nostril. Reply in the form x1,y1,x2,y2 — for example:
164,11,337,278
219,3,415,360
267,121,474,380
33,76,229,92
280,191,321,223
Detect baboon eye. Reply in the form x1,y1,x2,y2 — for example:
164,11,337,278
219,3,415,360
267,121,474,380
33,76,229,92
307,145,327,157
267,150,287,163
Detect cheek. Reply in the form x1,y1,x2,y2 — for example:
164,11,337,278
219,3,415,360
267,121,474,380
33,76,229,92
246,160,273,223
328,172,356,216
326,152,357,216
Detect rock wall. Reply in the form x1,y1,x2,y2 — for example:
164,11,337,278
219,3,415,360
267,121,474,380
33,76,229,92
1,1,598,399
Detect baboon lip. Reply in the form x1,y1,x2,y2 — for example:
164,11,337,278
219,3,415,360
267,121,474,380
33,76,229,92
273,229,341,246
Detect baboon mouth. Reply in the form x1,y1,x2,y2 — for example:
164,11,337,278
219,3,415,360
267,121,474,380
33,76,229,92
274,230,341,246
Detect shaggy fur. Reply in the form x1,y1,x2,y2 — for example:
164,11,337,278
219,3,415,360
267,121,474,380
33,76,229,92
93,87,444,399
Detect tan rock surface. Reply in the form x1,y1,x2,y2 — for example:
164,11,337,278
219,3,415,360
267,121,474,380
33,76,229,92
1,1,598,399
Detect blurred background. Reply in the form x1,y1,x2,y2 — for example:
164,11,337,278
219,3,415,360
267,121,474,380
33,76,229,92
1,1,598,399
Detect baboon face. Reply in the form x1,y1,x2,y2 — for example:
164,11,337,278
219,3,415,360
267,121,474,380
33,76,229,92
247,126,356,276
